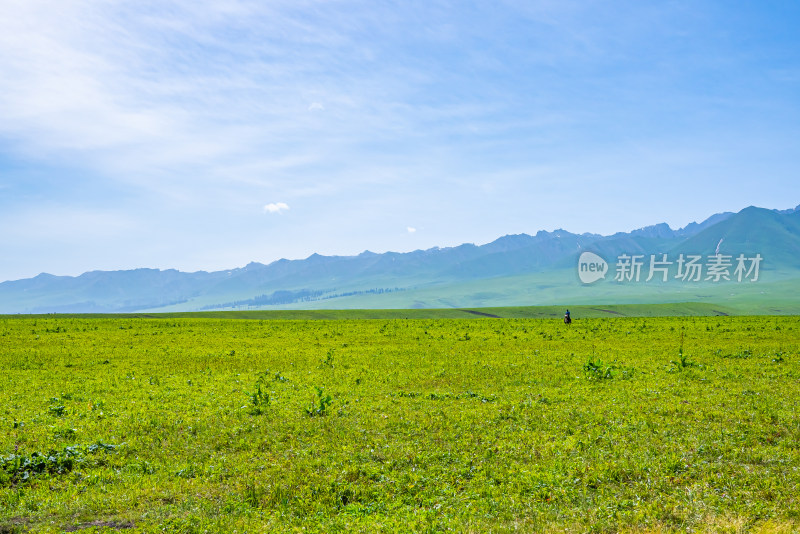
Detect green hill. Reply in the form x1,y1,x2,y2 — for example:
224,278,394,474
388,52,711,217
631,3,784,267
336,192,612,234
671,206,800,271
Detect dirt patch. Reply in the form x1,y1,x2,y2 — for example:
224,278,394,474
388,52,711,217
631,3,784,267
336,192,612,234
0,528,25,534
461,309,501,318
590,308,624,316
63,521,135,532
1,518,31,534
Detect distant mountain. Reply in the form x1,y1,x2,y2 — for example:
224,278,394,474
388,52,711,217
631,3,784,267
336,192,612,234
672,206,800,267
777,204,800,215
1,205,798,313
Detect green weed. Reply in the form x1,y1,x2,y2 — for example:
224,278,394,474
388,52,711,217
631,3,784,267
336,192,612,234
670,331,699,370
305,386,333,416
583,358,615,380
323,348,335,368
0,442,117,486
247,378,271,415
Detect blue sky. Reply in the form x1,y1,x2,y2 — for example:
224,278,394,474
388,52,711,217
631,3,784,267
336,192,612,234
1,0,799,281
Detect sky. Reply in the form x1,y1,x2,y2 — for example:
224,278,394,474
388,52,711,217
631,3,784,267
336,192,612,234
1,0,799,281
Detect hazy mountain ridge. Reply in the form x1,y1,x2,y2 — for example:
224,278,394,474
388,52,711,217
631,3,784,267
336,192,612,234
1,205,798,313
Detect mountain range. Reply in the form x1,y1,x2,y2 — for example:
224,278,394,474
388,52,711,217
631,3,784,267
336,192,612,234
2,205,799,314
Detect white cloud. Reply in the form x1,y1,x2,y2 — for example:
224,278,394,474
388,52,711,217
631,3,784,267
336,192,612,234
264,202,290,214
308,102,324,111
407,226,417,233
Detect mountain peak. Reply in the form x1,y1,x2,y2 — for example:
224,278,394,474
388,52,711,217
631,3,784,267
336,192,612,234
630,222,675,239
778,204,800,214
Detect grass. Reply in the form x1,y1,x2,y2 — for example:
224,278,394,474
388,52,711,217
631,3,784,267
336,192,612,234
0,314,799,532
130,265,800,314
0,301,765,321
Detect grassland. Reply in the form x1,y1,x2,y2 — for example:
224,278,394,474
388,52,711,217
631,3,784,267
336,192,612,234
141,268,800,315
1,314,799,532
9,301,781,321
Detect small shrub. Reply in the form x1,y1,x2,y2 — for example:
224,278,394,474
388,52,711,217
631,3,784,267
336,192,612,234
670,350,694,371
583,358,615,380
670,332,698,371
306,386,332,417
247,378,271,415
48,405,67,417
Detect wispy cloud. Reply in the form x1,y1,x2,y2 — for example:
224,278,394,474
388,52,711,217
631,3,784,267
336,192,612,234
0,0,582,197
0,1,404,194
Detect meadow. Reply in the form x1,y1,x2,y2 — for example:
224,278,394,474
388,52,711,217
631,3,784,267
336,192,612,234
1,313,799,532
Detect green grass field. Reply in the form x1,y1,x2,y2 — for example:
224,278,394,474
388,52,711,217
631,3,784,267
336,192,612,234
15,300,795,321
1,314,799,532
139,267,800,314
